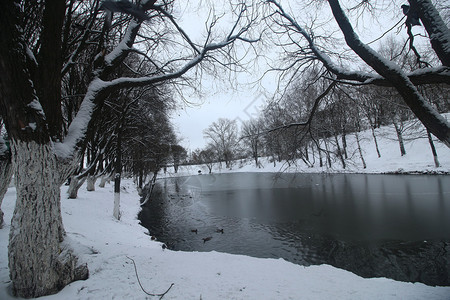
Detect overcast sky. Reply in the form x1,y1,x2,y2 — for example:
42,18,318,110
170,1,277,151
169,0,427,152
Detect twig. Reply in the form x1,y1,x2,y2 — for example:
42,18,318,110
126,256,174,299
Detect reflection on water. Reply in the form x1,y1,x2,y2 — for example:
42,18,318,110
138,173,450,286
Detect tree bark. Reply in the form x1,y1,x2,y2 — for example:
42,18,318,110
8,140,88,298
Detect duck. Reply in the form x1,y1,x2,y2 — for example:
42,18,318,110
191,229,198,234
216,229,224,234
202,236,212,243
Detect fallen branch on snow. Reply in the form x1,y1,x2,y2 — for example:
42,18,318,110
126,256,174,299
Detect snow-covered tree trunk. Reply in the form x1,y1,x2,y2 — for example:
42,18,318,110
86,175,97,191
8,140,88,297
99,175,110,188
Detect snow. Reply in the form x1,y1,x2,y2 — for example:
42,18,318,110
1,116,450,299
104,20,138,67
27,99,45,119
53,78,105,159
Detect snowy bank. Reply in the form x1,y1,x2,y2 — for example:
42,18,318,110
1,179,450,299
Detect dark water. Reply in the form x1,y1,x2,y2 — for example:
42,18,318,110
138,173,450,286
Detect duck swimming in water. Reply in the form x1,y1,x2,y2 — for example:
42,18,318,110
202,237,212,243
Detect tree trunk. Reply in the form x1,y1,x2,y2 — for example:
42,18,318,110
113,128,122,220
9,140,88,298
334,135,346,169
0,157,13,228
138,168,143,189
318,143,323,168
324,140,332,168
371,127,382,158
355,131,367,169
99,175,110,188
86,175,96,191
427,129,441,167
67,175,87,199
341,131,348,159
393,121,406,156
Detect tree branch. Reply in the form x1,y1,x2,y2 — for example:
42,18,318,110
127,256,174,299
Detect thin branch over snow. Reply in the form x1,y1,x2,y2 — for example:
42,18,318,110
127,256,174,299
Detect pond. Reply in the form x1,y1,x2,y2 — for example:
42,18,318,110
138,172,450,286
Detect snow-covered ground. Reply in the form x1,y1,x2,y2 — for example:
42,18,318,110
1,179,450,300
1,118,450,299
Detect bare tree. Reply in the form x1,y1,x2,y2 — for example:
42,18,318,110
241,118,264,167
203,118,240,168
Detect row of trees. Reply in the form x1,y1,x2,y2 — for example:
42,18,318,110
194,70,448,171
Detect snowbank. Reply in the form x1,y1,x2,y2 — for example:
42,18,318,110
1,179,449,299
